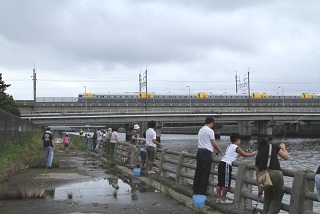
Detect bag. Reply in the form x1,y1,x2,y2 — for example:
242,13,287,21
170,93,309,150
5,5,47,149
257,143,273,191
257,170,273,191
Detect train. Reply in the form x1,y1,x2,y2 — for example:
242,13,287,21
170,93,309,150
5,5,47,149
74,92,319,104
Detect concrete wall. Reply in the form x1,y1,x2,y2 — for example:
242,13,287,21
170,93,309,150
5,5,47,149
0,109,42,146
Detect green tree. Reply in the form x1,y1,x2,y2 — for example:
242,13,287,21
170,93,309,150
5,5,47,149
0,73,20,116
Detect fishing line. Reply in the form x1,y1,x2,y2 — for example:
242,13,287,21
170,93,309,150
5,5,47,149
280,115,305,143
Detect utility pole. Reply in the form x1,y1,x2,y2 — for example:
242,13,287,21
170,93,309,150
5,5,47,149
139,67,148,110
32,65,37,104
235,68,250,110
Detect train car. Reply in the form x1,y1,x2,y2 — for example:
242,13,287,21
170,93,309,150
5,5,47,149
300,93,316,99
137,92,154,99
251,93,269,99
196,92,209,98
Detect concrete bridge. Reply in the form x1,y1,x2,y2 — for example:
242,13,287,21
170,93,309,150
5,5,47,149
16,99,320,140
21,112,320,140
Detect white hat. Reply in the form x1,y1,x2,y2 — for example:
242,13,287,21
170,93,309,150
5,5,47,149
134,124,140,129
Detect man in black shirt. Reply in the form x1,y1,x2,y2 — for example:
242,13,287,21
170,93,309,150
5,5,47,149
42,126,55,169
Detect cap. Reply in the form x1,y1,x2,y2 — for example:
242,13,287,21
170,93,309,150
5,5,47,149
134,124,140,129
108,128,112,131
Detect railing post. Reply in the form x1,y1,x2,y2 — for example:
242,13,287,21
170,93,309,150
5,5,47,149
158,149,167,176
289,170,314,214
176,152,185,184
234,160,253,209
208,155,219,195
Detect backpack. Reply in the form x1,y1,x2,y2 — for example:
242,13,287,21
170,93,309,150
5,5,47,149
64,137,69,143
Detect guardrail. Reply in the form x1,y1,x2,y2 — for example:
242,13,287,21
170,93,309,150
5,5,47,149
20,106,320,117
114,142,319,214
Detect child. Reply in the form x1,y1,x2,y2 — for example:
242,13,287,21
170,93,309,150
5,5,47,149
139,132,147,170
216,133,256,204
63,134,72,153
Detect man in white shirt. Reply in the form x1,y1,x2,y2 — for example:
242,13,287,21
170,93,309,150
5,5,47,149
146,120,162,173
192,117,222,196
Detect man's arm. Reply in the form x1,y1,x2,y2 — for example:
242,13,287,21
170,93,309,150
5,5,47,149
211,139,222,153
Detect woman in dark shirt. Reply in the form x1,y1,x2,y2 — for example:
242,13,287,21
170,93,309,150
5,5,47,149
255,137,289,214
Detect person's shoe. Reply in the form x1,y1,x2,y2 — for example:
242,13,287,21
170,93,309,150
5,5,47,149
216,199,221,203
148,171,156,174
221,199,233,204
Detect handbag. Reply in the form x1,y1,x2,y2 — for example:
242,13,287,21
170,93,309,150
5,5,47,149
257,144,273,191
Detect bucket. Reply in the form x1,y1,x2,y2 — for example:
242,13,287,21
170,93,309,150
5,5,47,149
193,195,206,208
133,168,141,176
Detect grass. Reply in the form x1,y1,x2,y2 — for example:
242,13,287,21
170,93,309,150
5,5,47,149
0,132,45,182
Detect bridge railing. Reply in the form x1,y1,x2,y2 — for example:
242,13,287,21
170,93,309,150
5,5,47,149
21,106,320,117
115,142,320,214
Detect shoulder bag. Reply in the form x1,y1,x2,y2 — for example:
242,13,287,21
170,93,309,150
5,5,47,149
257,144,273,191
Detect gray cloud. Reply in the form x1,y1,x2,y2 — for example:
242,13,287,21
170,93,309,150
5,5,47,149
1,0,320,99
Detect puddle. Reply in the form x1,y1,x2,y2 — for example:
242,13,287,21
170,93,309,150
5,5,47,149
49,176,156,204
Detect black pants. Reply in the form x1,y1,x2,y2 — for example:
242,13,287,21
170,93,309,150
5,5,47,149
192,149,213,195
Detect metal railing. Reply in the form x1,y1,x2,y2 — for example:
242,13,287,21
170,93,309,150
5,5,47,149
114,142,319,214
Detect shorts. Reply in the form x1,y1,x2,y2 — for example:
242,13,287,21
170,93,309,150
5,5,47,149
146,146,156,162
64,143,69,148
217,161,232,188
140,151,147,162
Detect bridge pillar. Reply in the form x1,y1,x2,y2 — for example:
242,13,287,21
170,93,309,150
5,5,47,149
155,122,163,143
256,120,273,138
214,124,221,140
125,124,133,141
237,121,252,139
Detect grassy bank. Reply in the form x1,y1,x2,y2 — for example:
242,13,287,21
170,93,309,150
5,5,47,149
0,132,48,182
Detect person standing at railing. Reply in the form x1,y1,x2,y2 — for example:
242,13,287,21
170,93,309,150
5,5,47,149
146,120,162,174
255,137,289,214
192,117,222,196
129,124,141,165
216,133,257,204
315,166,320,201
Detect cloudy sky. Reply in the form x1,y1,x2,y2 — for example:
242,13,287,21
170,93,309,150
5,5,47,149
1,0,320,100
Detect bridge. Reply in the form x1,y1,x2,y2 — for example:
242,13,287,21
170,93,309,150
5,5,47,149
16,98,320,140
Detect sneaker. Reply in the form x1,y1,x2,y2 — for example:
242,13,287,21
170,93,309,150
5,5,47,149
148,171,156,174
221,199,233,204
216,199,221,203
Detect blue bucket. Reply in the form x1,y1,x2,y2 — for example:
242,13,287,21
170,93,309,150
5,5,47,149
193,195,206,208
133,168,141,176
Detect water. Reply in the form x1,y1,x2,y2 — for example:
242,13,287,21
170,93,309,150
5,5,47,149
158,134,320,213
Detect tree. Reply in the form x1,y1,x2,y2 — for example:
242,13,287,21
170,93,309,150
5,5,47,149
0,73,20,116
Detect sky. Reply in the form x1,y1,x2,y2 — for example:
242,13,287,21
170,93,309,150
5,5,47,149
1,0,320,100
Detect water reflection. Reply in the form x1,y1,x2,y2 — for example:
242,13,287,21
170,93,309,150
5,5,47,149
51,174,155,204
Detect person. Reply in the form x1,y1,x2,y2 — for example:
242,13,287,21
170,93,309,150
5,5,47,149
92,129,98,151
42,126,55,169
146,120,162,174
315,166,320,201
139,132,147,170
129,124,141,165
95,128,103,152
79,129,84,138
85,129,91,144
193,117,222,196
255,137,289,214
216,133,257,204
109,128,119,155
105,128,112,155
63,133,72,153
